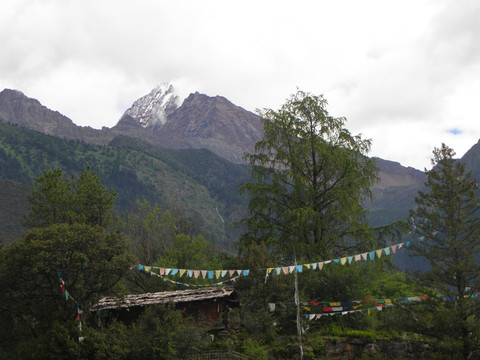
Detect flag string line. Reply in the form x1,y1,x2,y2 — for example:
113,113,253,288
57,271,83,331
134,239,412,285
274,291,480,320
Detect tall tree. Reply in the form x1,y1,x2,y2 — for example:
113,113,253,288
124,198,173,265
0,223,135,353
22,168,72,228
74,167,116,227
408,143,480,359
23,168,116,229
240,90,378,259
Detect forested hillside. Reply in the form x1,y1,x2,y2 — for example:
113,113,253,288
0,121,249,247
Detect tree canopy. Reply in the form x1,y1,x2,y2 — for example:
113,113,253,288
23,168,116,229
240,90,378,260
408,143,480,358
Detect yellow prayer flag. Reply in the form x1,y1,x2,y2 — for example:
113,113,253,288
179,269,186,277
375,249,383,258
215,270,221,279
340,257,347,265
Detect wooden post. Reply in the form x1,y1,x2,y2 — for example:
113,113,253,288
294,257,303,360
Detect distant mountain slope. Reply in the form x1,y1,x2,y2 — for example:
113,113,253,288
0,121,249,248
368,158,425,226
115,88,264,164
0,89,112,144
160,92,263,163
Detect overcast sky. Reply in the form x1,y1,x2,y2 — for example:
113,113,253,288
1,0,479,170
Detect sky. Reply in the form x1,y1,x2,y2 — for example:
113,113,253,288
1,0,479,171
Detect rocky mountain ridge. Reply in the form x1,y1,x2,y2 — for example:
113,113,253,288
0,86,425,184
122,83,179,129
0,89,110,144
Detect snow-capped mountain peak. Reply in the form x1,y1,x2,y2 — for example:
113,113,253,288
124,83,179,128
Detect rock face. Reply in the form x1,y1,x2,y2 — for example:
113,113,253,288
0,89,110,144
373,157,425,190
158,92,264,163
113,87,264,164
120,83,179,129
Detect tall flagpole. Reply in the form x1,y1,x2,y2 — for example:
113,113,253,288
294,256,304,360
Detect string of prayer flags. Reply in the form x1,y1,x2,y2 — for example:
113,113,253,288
135,239,414,283
268,294,431,316
144,266,242,287
58,272,83,331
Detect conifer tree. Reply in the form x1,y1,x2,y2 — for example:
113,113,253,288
240,90,378,260
409,143,480,358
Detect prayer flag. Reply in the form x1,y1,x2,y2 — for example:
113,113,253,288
296,265,303,273
347,256,353,264
375,249,382,258
194,270,201,278
170,269,179,276
368,251,375,261
242,269,250,276
187,269,193,277
215,270,221,278
391,244,397,254
201,270,207,278
179,269,186,277
208,270,214,279
221,270,228,278
318,262,324,270
340,257,347,265
383,247,390,256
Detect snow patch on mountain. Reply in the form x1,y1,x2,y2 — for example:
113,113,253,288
124,83,179,128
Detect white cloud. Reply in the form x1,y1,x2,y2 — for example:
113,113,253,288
1,0,479,170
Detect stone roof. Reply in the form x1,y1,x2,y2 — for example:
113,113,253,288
90,287,235,312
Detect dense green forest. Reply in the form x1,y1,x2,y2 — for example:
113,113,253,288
0,121,250,248
1,91,480,359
